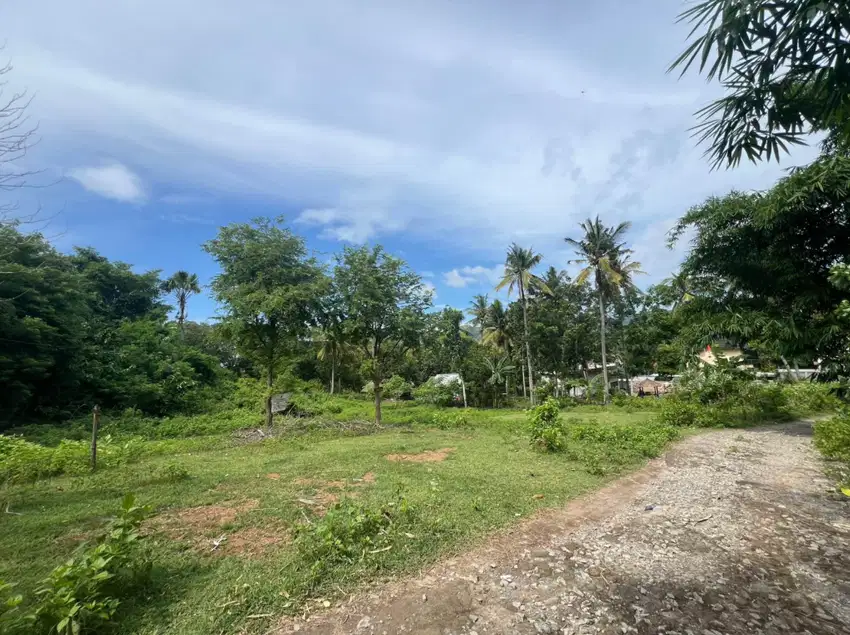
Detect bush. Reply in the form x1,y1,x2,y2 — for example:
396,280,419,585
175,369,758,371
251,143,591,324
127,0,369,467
657,364,838,429
153,463,191,482
413,379,461,407
611,394,664,410
814,410,850,462
2,495,151,635
657,398,720,428
429,411,467,430
0,435,145,483
528,398,566,452
382,375,413,400
563,419,680,475
291,497,416,593
783,382,840,414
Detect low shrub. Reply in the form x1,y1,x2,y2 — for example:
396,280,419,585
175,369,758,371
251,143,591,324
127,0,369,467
528,398,566,452
153,463,191,482
783,382,840,414
657,364,838,429
0,435,145,483
814,410,850,495
610,394,664,410
290,497,416,594
2,495,151,635
657,398,720,428
429,411,467,430
814,410,850,462
382,375,413,400
563,419,680,475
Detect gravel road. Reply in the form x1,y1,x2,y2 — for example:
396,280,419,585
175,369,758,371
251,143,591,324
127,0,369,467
274,421,850,635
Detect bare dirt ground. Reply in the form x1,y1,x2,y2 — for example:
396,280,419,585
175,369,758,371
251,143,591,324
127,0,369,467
273,422,850,635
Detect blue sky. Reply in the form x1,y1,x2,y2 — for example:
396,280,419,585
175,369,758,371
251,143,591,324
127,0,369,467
2,0,818,321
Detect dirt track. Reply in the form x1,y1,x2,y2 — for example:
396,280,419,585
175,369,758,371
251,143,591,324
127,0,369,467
273,422,850,635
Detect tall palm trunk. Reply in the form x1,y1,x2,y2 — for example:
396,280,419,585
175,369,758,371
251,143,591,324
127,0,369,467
597,286,609,404
520,359,527,398
329,353,335,394
177,296,187,333
520,282,535,405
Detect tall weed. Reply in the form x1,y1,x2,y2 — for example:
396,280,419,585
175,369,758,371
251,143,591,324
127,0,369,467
1,495,151,635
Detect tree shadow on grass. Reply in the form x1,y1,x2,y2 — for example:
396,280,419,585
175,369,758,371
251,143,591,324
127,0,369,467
112,559,218,634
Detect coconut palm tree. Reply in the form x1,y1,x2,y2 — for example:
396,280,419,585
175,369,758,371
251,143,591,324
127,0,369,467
162,270,201,330
662,270,695,310
565,217,643,403
484,355,515,407
467,294,489,329
315,326,349,394
495,244,551,404
481,299,510,351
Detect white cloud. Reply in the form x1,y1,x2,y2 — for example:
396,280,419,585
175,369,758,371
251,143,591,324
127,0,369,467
68,162,145,202
443,264,504,288
444,269,471,288
296,187,405,242
421,271,435,278
6,0,821,262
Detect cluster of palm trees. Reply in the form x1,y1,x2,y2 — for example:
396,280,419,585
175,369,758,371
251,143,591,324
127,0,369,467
471,216,642,404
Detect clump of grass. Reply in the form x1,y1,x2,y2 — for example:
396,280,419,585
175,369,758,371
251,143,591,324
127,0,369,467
287,496,418,600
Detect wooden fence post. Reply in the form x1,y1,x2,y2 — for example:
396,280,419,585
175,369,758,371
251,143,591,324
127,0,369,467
91,405,100,470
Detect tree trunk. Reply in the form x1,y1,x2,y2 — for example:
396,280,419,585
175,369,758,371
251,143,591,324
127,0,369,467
521,361,527,398
460,376,468,408
505,377,509,400
374,379,383,426
598,288,609,404
330,355,336,394
520,283,535,405
265,364,274,427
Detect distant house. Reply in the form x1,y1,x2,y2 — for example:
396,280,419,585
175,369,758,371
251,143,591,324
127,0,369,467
631,377,672,396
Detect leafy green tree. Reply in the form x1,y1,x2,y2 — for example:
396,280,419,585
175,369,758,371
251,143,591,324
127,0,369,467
496,244,550,404
334,246,431,424
162,270,201,329
0,225,89,424
670,0,850,167
670,153,850,367
204,218,327,426
565,217,642,402
70,247,165,323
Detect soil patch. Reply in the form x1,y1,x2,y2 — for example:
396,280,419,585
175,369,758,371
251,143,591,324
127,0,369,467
385,447,455,463
147,499,289,558
291,473,377,514
266,473,281,480
215,526,288,557
147,499,259,539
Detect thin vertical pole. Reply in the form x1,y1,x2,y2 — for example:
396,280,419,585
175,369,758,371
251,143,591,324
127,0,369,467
91,405,100,470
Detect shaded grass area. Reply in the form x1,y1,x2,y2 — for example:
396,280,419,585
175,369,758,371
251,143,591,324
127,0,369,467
0,404,664,634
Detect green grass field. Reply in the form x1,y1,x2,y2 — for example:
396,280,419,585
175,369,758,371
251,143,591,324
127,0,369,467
0,402,667,634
